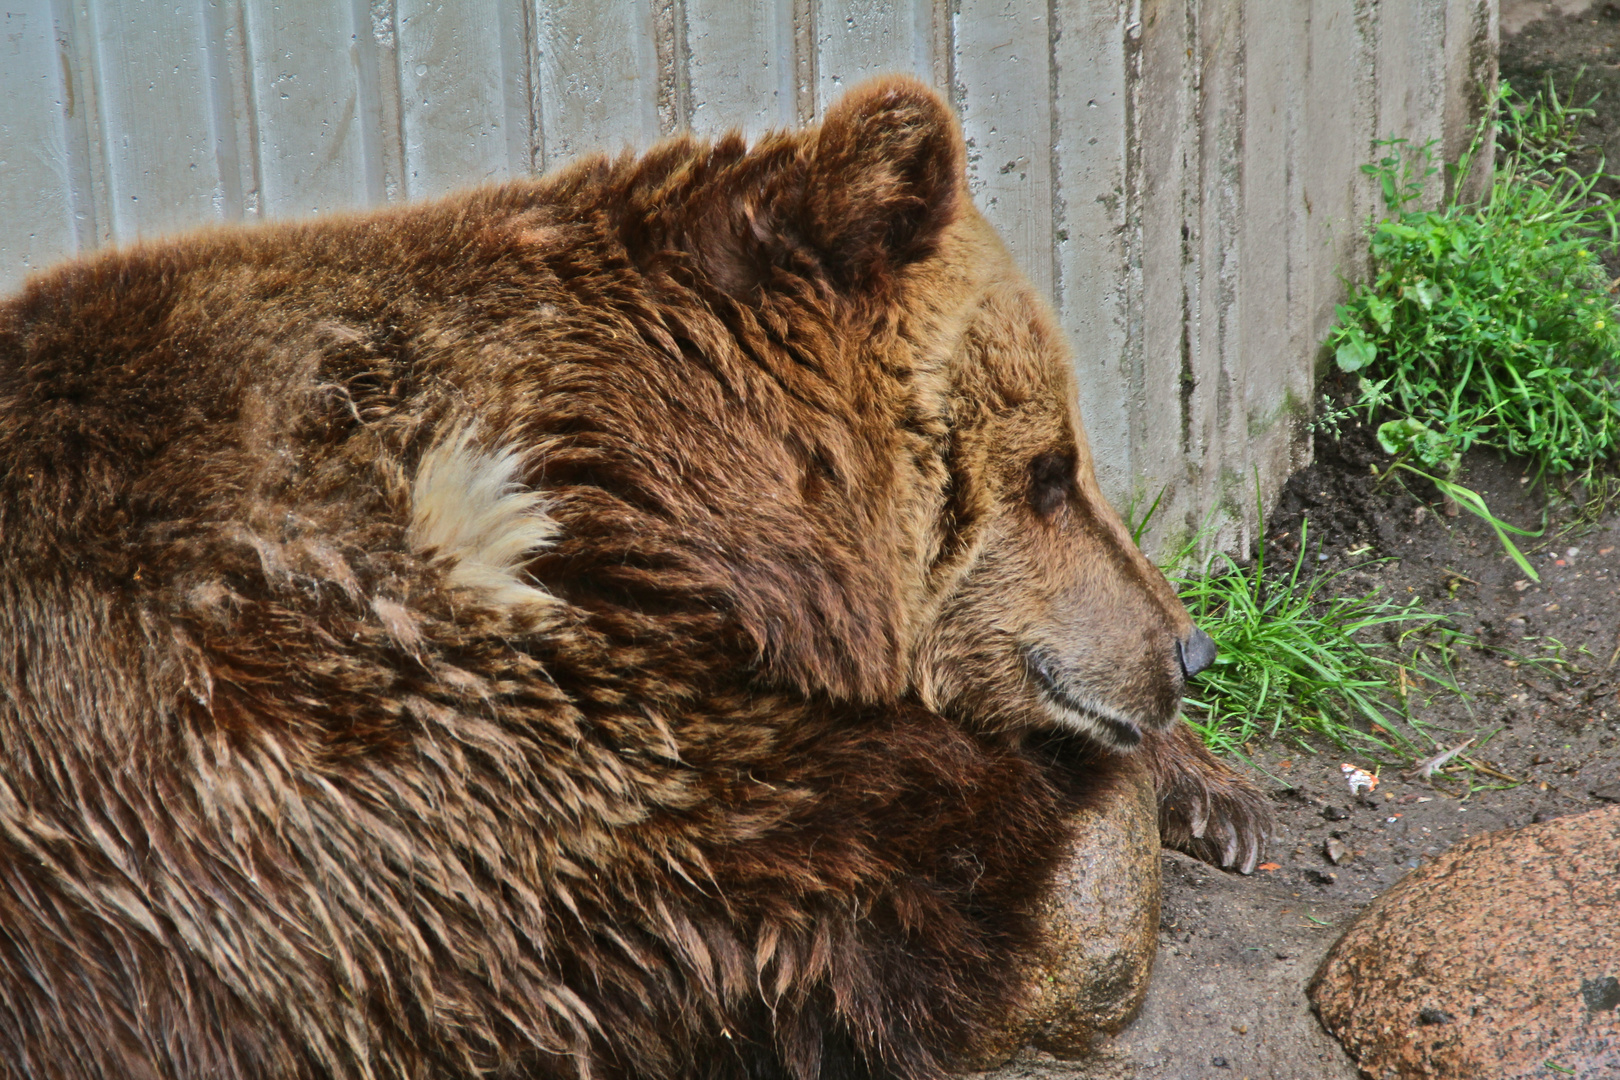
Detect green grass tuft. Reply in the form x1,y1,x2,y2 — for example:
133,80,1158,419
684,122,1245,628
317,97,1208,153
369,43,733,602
1167,522,1467,760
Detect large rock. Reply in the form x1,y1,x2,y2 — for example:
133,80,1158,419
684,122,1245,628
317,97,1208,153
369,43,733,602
1309,804,1620,1079
971,752,1161,1068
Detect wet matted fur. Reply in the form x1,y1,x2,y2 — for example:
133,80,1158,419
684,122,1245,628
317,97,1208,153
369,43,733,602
0,78,1269,1079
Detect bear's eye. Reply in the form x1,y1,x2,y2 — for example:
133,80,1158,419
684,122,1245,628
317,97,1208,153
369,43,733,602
1027,452,1075,517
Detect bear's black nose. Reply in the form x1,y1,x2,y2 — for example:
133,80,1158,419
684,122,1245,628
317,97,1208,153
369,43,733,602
1177,628,1217,678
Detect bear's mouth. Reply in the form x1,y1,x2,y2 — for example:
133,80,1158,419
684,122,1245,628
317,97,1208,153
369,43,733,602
1023,646,1145,750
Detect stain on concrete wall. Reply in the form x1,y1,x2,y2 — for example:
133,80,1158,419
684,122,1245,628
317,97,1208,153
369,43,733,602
0,0,1497,556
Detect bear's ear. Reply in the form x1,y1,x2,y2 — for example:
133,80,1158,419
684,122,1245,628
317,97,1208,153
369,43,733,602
796,76,966,288
683,76,965,298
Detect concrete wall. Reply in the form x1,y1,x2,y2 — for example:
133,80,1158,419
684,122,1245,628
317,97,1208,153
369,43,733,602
1123,0,1497,554
0,0,1497,556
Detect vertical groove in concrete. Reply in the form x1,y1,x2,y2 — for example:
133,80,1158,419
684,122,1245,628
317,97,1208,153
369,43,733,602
1210,0,1248,551
793,0,817,122
1121,0,1146,510
653,0,692,134
48,0,106,252
1052,0,1134,506
655,0,676,132
77,0,122,240
922,0,952,95
1047,0,1064,319
377,2,407,202
1240,0,1313,511
221,0,264,218
198,0,242,220
1180,0,1203,478
347,0,397,204
525,0,548,174
496,0,540,176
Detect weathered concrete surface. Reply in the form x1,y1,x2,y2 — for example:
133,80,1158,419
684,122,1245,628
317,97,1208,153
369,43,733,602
970,754,1162,1070
0,1,1498,560
1128,0,1498,558
1310,806,1620,1080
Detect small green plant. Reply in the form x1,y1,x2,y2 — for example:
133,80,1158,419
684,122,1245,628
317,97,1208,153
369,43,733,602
1498,70,1599,167
1129,494,1534,766
1327,78,1620,476
1370,415,1544,581
1164,518,1460,758
1557,470,1620,536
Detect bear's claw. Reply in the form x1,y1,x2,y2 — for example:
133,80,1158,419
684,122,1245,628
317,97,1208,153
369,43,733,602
1139,721,1274,874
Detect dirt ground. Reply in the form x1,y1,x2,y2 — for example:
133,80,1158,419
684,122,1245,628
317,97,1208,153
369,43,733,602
998,8,1620,1077
1502,0,1620,277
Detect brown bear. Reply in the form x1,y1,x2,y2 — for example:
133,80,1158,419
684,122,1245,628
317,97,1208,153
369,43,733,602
0,77,1268,1080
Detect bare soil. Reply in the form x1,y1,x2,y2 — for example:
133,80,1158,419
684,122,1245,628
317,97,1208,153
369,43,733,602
1253,406,1620,910
1003,8,1620,1076
1502,0,1620,278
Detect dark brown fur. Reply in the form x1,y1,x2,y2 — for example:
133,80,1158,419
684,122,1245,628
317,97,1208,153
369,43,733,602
0,79,1268,1080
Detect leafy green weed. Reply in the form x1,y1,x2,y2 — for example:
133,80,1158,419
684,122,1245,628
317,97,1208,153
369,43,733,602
1327,79,1620,476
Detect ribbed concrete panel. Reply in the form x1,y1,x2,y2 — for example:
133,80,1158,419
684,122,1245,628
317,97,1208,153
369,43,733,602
84,0,223,239
244,3,381,217
1051,0,1132,504
686,0,797,138
0,1,79,274
0,0,1500,558
1303,2,1380,363
534,0,661,164
1237,0,1310,539
816,0,922,111
954,0,1052,298
1198,0,1250,551
1132,0,1200,543
397,0,529,197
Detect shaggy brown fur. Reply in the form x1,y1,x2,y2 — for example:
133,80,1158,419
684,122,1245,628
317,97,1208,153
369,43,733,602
0,78,1268,1080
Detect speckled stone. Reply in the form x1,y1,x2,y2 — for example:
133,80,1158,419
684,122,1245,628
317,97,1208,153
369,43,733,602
1309,805,1620,1079
969,752,1161,1069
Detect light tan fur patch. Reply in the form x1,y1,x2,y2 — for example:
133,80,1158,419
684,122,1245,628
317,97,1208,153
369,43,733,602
407,428,558,610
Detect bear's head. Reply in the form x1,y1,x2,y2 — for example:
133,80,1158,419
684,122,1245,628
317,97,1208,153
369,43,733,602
904,219,1211,751
541,76,1210,751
